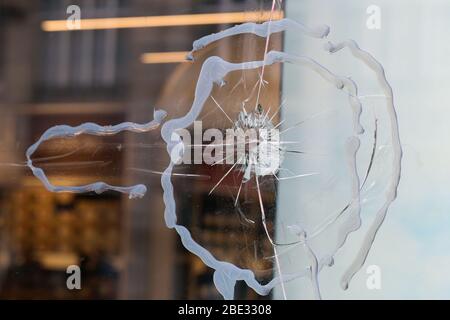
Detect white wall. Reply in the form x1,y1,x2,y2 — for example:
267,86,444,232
276,0,450,299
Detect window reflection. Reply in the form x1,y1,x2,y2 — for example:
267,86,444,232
0,0,280,299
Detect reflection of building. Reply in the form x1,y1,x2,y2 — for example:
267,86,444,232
0,0,282,299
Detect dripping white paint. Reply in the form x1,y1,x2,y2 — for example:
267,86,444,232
25,17,402,300
161,17,402,300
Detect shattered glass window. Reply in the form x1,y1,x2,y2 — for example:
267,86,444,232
1,0,450,301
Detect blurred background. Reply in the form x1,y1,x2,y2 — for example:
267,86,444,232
0,0,284,299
